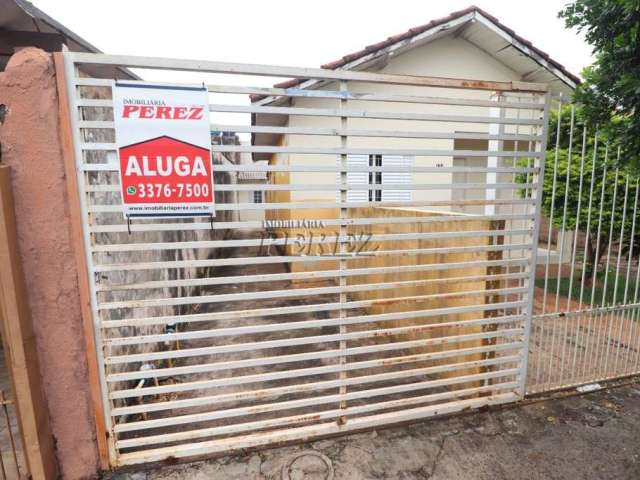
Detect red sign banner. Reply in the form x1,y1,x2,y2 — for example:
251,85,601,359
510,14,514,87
113,82,214,218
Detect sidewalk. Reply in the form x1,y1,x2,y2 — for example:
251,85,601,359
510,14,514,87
106,382,640,480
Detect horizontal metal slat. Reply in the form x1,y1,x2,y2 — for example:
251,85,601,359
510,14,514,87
103,308,525,347
91,229,531,253
213,182,536,191
113,366,520,434
87,198,536,213
68,52,546,92
99,275,529,332
89,213,534,234
81,143,542,158
212,163,540,174
111,355,521,416
208,104,542,125
213,124,543,141
97,275,528,311
115,391,519,464
208,145,540,157
74,85,542,109
95,257,529,300
114,369,520,437
83,182,537,193
203,84,543,109
108,337,524,387
104,323,524,365
94,243,532,274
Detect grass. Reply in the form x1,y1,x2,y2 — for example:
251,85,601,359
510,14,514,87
535,269,639,306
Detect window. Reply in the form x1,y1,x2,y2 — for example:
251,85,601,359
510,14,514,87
341,154,413,203
368,154,383,202
379,155,413,202
253,190,263,203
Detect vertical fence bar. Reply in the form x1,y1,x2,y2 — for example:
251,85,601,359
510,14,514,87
591,146,609,308
564,126,588,380
619,180,639,373
611,175,630,371
518,92,550,397
577,132,597,308
534,97,561,388
600,158,621,376
541,98,563,313
546,106,575,387
545,105,576,387
554,105,576,312
631,181,640,371
588,148,609,379
633,236,640,369
578,134,600,378
338,80,348,422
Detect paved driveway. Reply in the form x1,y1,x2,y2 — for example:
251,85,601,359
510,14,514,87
107,382,640,480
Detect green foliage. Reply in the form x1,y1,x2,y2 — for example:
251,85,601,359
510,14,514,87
559,0,640,167
521,105,640,272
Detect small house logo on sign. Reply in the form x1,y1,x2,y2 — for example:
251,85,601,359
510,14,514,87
113,82,214,218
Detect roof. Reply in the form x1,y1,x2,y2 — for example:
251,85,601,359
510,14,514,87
252,5,579,104
1,0,102,53
0,0,136,78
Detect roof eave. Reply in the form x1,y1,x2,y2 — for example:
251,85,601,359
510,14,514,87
252,7,579,108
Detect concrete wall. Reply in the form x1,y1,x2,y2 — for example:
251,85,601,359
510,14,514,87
0,48,98,478
266,206,504,385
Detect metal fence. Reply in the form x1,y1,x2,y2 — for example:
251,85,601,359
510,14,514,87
62,51,549,467
527,99,640,394
0,389,24,479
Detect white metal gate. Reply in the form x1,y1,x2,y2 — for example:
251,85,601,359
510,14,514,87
527,99,640,394
61,51,549,467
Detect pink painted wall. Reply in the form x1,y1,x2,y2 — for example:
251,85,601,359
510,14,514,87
0,48,99,479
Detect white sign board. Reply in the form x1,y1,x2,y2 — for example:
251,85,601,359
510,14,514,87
113,82,214,218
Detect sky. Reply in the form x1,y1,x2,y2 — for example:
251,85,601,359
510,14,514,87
31,0,593,77
29,0,593,141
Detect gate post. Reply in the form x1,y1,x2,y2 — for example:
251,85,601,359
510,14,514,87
53,51,111,470
0,47,103,478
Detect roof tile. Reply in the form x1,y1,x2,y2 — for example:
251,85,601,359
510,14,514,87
251,5,579,102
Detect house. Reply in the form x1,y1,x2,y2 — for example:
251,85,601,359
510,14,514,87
251,6,577,215
248,5,578,274
211,131,268,222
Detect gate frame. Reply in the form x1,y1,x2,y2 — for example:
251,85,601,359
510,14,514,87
58,50,550,469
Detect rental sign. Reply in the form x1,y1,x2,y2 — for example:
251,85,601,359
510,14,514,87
113,82,214,218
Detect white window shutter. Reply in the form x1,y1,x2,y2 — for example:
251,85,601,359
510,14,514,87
337,154,369,203
382,155,413,202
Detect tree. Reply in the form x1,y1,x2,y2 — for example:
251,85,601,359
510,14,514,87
559,0,640,168
534,105,640,278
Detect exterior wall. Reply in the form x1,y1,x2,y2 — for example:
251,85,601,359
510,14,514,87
0,48,98,479
266,206,503,384
266,133,293,223
346,207,501,383
238,187,266,222
269,35,535,209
